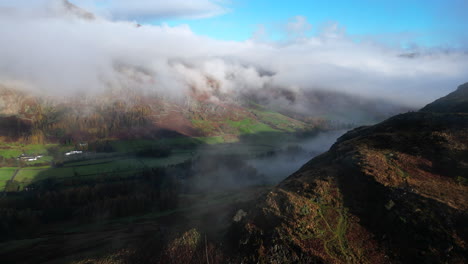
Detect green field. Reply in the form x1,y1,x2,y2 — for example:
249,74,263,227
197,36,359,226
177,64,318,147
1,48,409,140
252,109,307,132
2,150,194,188
15,168,46,182
0,143,57,159
227,118,279,134
110,136,228,151
0,140,276,190
0,168,16,190
0,129,305,192
110,139,159,152
0,138,190,190
188,104,308,140
161,136,227,146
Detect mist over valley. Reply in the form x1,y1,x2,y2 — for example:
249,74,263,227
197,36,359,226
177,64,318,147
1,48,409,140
0,1,467,264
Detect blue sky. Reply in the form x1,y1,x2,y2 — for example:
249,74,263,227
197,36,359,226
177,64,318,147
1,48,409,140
158,0,467,48
68,0,468,48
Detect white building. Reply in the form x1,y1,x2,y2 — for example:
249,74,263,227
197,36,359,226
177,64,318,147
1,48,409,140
65,150,83,156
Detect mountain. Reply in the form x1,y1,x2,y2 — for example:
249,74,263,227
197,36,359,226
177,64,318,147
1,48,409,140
0,84,408,145
241,87,412,125
229,84,468,263
0,83,464,264
0,87,312,144
420,82,468,113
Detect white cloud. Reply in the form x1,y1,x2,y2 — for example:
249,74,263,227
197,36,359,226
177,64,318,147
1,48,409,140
251,24,268,42
0,1,467,107
285,15,312,39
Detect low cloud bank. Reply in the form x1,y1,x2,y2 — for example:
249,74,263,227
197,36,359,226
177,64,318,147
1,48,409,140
0,0,467,107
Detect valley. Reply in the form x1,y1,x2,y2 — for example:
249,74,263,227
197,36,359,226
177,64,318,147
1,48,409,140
0,86,352,259
1,1,467,263
1,83,465,264
0,82,465,264
0,126,347,263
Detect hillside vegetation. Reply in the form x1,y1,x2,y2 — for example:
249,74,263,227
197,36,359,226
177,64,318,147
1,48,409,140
229,83,468,263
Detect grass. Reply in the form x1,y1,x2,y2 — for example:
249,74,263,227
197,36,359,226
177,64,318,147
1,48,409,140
88,138,194,154
0,139,193,189
15,168,48,182
227,118,279,134
190,110,295,138
63,157,119,167
33,167,75,181
0,168,16,190
191,119,218,134
13,169,45,191
0,126,308,191
195,136,225,144
0,136,206,182
0,143,56,158
384,152,411,179
110,140,158,153
139,153,192,167
2,134,279,191
0,148,23,159
16,151,193,185
21,168,63,183
159,136,225,146
251,109,307,132
26,155,54,165
0,137,198,185
308,199,357,263
397,167,411,179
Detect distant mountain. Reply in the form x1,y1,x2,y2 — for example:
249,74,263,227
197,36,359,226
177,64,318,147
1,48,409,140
0,86,310,143
229,83,468,263
242,87,412,125
0,84,408,144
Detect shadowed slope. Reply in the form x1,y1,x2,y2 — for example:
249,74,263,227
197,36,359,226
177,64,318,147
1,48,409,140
421,82,468,113
230,84,468,263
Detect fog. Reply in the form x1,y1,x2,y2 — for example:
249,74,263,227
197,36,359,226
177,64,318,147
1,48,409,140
246,130,348,183
0,1,467,108
184,130,347,192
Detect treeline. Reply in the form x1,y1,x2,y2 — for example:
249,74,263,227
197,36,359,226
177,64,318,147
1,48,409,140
51,102,153,142
0,116,32,141
134,144,172,157
0,153,264,242
0,167,178,241
4,100,156,144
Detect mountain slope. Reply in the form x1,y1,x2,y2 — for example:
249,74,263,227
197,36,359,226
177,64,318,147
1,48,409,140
420,82,468,113
0,86,312,143
0,84,409,145
230,84,468,263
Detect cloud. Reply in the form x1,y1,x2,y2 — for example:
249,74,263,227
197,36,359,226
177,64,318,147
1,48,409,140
251,24,268,42
0,1,467,108
72,0,228,21
285,15,312,39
